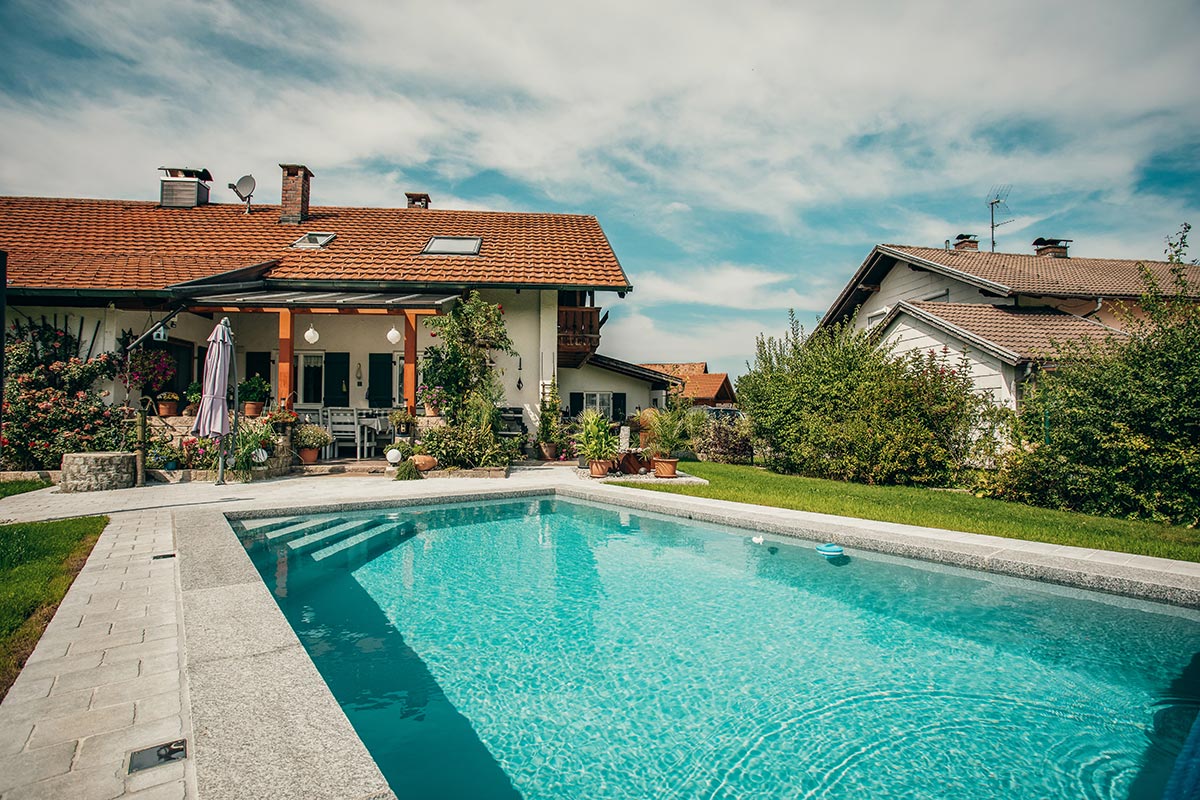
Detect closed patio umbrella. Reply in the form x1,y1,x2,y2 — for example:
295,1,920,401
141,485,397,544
192,317,238,484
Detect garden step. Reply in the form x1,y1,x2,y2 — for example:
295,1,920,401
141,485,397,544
287,519,381,554
310,521,417,565
261,517,346,544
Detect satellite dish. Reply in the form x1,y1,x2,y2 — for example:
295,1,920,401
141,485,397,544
228,174,256,214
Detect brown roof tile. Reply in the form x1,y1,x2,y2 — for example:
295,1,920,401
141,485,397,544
884,245,1200,298
637,362,708,377
678,372,735,401
0,196,630,291
898,301,1122,361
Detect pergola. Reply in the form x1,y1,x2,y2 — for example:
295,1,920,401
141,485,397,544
186,288,457,413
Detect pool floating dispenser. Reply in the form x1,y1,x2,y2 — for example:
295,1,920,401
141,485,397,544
816,543,844,558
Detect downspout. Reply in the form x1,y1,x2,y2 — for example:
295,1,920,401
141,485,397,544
1083,297,1103,319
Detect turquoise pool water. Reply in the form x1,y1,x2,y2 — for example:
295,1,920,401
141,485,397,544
238,497,1200,799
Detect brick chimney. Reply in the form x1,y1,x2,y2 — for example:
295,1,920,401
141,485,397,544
279,164,314,224
405,192,431,209
953,233,979,251
1033,237,1071,258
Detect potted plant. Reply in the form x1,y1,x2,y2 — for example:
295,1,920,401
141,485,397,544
155,391,180,417
264,405,298,432
410,443,438,472
293,423,333,464
417,384,448,417
183,381,202,415
577,409,619,478
388,408,416,440
238,375,271,417
646,406,689,478
536,379,562,460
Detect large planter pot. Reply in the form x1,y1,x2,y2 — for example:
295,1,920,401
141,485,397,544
424,405,440,418
297,447,319,465
156,401,178,417
538,442,558,460
653,457,679,478
412,454,438,472
588,459,612,478
243,401,265,418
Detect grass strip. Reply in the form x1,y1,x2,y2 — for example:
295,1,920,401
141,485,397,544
0,480,52,499
614,461,1200,563
0,516,108,698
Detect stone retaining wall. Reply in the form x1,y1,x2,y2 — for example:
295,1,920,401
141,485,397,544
59,451,136,492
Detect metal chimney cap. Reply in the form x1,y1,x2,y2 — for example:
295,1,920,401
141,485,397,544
158,167,213,182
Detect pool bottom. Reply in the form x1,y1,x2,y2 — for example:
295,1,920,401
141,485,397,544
238,496,1200,800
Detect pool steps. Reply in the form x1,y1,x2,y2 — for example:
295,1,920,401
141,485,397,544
240,515,419,571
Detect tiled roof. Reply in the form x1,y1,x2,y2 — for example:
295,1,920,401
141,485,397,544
0,196,630,291
894,301,1123,362
638,362,708,377
882,245,1200,298
678,372,735,401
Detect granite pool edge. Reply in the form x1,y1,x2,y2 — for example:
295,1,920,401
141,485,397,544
564,483,1200,609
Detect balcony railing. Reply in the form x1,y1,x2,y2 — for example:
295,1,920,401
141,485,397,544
558,306,606,366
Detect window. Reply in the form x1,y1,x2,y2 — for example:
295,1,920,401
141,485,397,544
584,391,613,419
866,310,887,328
422,236,481,255
298,353,324,404
290,232,336,249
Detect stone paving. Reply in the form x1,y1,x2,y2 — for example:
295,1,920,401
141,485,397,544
0,466,1197,799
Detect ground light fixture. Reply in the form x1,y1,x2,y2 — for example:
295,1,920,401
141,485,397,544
386,325,402,345
386,448,403,464
304,324,319,344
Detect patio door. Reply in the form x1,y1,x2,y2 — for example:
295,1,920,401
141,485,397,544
366,352,394,408
324,352,350,406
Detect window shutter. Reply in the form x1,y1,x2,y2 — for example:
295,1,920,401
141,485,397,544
569,392,584,417
612,393,626,421
324,352,350,406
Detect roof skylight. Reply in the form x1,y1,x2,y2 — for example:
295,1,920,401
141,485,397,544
423,236,481,255
291,232,336,249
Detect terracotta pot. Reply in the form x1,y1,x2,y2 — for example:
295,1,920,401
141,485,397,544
424,405,440,418
243,401,265,418
298,447,319,465
639,430,651,448
412,454,438,472
539,442,558,460
588,459,611,478
653,457,679,478
156,401,178,417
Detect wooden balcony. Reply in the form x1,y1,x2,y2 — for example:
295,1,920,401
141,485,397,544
558,306,607,367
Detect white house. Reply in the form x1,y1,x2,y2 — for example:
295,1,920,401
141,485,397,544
819,235,1199,408
0,163,677,427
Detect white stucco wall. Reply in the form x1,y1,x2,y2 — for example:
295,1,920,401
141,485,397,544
856,263,1013,330
878,313,1018,409
556,363,654,418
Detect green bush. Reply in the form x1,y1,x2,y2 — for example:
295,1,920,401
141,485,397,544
393,459,423,481
422,422,510,468
691,415,754,464
981,225,1200,525
737,313,994,486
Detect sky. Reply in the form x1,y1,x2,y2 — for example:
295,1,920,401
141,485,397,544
1,0,1198,380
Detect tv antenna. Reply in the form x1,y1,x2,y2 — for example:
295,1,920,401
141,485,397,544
986,184,1014,252
228,174,256,214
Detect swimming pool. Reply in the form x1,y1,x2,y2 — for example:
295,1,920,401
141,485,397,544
236,497,1199,799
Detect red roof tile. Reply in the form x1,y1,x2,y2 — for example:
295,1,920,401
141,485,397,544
637,362,708,377
895,301,1123,362
677,372,735,402
0,197,631,291
883,245,1200,298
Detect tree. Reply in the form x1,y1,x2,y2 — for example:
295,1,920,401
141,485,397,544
421,291,517,422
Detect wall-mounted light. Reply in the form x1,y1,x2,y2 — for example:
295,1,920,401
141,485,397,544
303,324,319,344
386,325,402,345
355,363,363,382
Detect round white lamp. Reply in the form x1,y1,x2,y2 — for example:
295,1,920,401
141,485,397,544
303,324,319,344
386,448,403,465
386,325,402,345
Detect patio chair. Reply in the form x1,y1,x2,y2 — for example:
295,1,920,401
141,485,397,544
294,403,322,424
325,407,360,460
355,408,380,459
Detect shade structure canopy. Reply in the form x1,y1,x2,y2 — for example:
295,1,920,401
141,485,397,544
192,318,233,438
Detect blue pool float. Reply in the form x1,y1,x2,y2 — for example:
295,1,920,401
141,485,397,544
816,543,844,558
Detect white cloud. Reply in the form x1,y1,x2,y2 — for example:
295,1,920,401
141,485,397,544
629,263,832,312
601,310,770,378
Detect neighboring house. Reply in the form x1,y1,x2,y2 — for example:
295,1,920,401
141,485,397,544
0,163,668,426
639,362,737,406
819,235,1199,408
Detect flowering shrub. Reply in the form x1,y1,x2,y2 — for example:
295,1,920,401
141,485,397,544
2,320,131,470
118,349,176,394
416,384,448,410
231,418,276,469
180,436,219,470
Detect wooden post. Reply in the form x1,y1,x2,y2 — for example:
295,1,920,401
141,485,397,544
135,409,146,487
403,311,417,415
278,309,294,410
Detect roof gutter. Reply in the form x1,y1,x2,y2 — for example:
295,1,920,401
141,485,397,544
263,278,634,294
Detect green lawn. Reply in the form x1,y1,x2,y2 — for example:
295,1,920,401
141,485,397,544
0,516,108,698
615,461,1200,563
0,480,51,499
